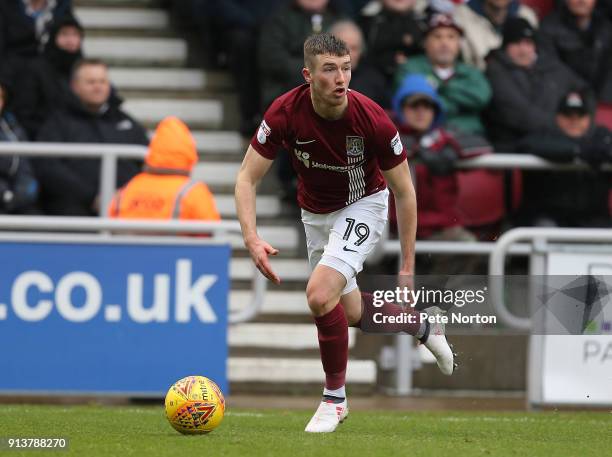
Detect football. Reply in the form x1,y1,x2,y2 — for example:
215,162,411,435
164,375,225,434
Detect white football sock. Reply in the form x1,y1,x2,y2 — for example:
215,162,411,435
323,385,346,398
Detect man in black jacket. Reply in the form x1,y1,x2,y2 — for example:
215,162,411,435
258,0,344,109
35,58,148,216
517,89,612,227
207,0,284,136
485,17,585,149
360,0,425,82
538,0,612,102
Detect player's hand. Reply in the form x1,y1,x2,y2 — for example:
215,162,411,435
246,236,280,284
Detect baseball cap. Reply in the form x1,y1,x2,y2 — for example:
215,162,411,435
502,17,535,47
557,90,590,115
426,13,463,36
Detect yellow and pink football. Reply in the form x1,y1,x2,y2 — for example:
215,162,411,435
164,375,225,434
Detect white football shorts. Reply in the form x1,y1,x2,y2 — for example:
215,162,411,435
301,188,389,295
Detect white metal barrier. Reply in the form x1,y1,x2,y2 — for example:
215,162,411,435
0,142,146,217
489,228,612,407
489,227,612,330
384,229,612,397
1,142,610,218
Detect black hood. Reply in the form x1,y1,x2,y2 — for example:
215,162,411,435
44,13,84,76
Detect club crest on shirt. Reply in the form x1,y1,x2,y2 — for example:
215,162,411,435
346,136,364,156
257,120,271,144
390,132,403,156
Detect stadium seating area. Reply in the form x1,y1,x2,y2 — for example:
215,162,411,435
1,0,610,225
0,0,610,393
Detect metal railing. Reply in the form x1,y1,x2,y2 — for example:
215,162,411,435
0,215,265,325
488,227,612,330
2,142,611,218
0,142,146,217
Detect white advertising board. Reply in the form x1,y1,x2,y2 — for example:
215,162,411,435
534,251,612,406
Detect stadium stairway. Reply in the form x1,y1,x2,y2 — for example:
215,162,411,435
74,0,378,394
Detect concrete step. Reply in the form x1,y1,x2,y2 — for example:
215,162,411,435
229,323,357,350
228,357,377,384
110,68,232,92
227,225,299,252
215,194,280,218
84,37,186,66
75,7,169,30
230,290,308,315
192,162,240,186
231,258,310,282
122,98,222,129
192,131,244,155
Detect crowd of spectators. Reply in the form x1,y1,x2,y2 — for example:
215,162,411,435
0,0,220,222
184,0,610,234
0,0,611,235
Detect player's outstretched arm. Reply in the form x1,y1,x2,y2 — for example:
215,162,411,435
382,161,417,277
235,145,280,284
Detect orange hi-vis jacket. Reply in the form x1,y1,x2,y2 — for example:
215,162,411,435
108,117,220,221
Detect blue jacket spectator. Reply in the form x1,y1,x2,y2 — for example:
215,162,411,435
391,74,492,240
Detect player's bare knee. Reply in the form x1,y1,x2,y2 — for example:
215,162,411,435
306,283,336,317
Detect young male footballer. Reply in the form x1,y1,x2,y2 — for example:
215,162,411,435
235,33,455,433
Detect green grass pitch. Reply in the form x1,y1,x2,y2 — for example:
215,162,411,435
0,404,610,456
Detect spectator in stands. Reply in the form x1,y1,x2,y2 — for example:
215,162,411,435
360,0,426,82
206,0,284,137
108,117,220,221
391,74,491,241
14,13,83,138
453,0,538,69
34,58,148,216
395,13,491,135
0,78,39,214
258,0,344,206
330,20,389,107
485,17,585,149
0,0,72,78
517,89,612,226
258,0,345,108
538,0,612,102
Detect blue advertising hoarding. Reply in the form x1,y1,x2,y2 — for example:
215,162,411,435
0,239,230,395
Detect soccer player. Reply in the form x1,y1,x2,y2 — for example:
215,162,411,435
235,33,455,433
